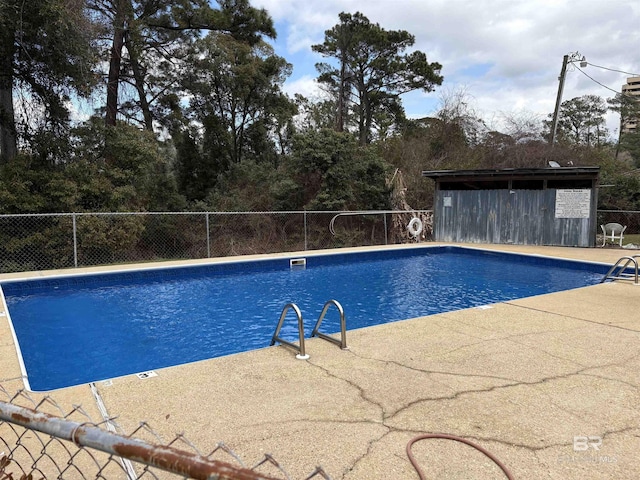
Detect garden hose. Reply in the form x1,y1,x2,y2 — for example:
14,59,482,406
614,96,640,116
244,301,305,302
406,433,515,479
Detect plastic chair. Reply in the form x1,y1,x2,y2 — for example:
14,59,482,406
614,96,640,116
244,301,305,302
600,223,627,247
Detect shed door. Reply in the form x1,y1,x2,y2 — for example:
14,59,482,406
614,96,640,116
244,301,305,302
506,190,546,244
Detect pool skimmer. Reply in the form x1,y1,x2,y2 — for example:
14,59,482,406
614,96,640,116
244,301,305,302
289,258,306,269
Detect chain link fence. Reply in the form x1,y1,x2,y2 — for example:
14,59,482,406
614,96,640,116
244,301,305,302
0,386,331,480
2,209,637,274
0,211,433,273
597,210,640,246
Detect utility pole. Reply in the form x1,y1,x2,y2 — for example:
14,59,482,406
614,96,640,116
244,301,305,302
549,52,585,146
550,55,569,146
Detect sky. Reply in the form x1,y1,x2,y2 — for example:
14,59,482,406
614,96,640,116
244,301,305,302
251,0,640,138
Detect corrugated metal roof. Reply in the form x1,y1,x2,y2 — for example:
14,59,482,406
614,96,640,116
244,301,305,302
422,167,599,180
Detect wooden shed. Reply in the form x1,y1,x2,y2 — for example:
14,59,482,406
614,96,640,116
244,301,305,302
422,167,600,247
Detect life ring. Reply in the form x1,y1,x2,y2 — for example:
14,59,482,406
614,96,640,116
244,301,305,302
407,217,423,237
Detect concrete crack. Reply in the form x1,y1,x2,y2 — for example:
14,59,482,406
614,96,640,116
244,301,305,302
579,372,640,390
347,348,523,383
387,361,629,420
504,302,640,334
306,357,387,421
346,337,639,410
337,429,391,479
299,350,639,476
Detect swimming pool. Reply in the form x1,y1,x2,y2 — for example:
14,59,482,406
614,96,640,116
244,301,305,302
1,246,608,391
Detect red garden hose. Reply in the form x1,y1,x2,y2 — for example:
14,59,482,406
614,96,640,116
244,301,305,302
406,434,515,479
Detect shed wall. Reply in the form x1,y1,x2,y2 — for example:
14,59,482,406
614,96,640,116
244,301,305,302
434,189,595,246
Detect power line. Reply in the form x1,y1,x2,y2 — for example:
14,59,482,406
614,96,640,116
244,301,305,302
574,65,620,95
584,62,640,77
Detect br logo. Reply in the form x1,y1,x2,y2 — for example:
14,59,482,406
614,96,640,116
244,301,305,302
573,436,602,451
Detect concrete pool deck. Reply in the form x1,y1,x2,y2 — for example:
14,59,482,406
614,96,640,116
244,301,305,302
1,243,639,479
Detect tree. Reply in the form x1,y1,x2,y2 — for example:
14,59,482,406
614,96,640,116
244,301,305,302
499,109,545,144
293,94,336,132
174,128,212,202
65,118,185,211
312,12,443,145
616,130,640,166
180,34,293,187
0,0,98,163
433,88,487,150
170,32,295,203
545,95,609,147
90,0,276,132
608,92,640,162
281,128,391,210
312,19,354,133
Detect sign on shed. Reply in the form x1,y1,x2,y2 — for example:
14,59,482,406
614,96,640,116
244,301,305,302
555,189,591,219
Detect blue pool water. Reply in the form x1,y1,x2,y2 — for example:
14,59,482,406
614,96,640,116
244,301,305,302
2,247,607,391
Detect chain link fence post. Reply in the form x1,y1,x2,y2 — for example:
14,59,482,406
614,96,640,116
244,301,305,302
384,213,388,245
303,210,308,251
72,213,78,268
206,212,211,258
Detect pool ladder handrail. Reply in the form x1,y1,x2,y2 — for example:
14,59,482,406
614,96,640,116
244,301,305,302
270,303,309,359
600,255,640,285
312,299,348,350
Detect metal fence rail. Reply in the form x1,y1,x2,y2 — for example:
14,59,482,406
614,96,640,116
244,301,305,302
0,387,331,480
0,210,433,273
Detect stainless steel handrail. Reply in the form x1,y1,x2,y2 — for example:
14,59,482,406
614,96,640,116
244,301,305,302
311,300,348,349
328,210,432,236
270,303,309,359
600,255,640,285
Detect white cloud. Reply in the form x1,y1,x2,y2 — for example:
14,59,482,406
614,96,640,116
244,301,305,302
282,75,323,99
255,0,640,138
285,24,322,55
